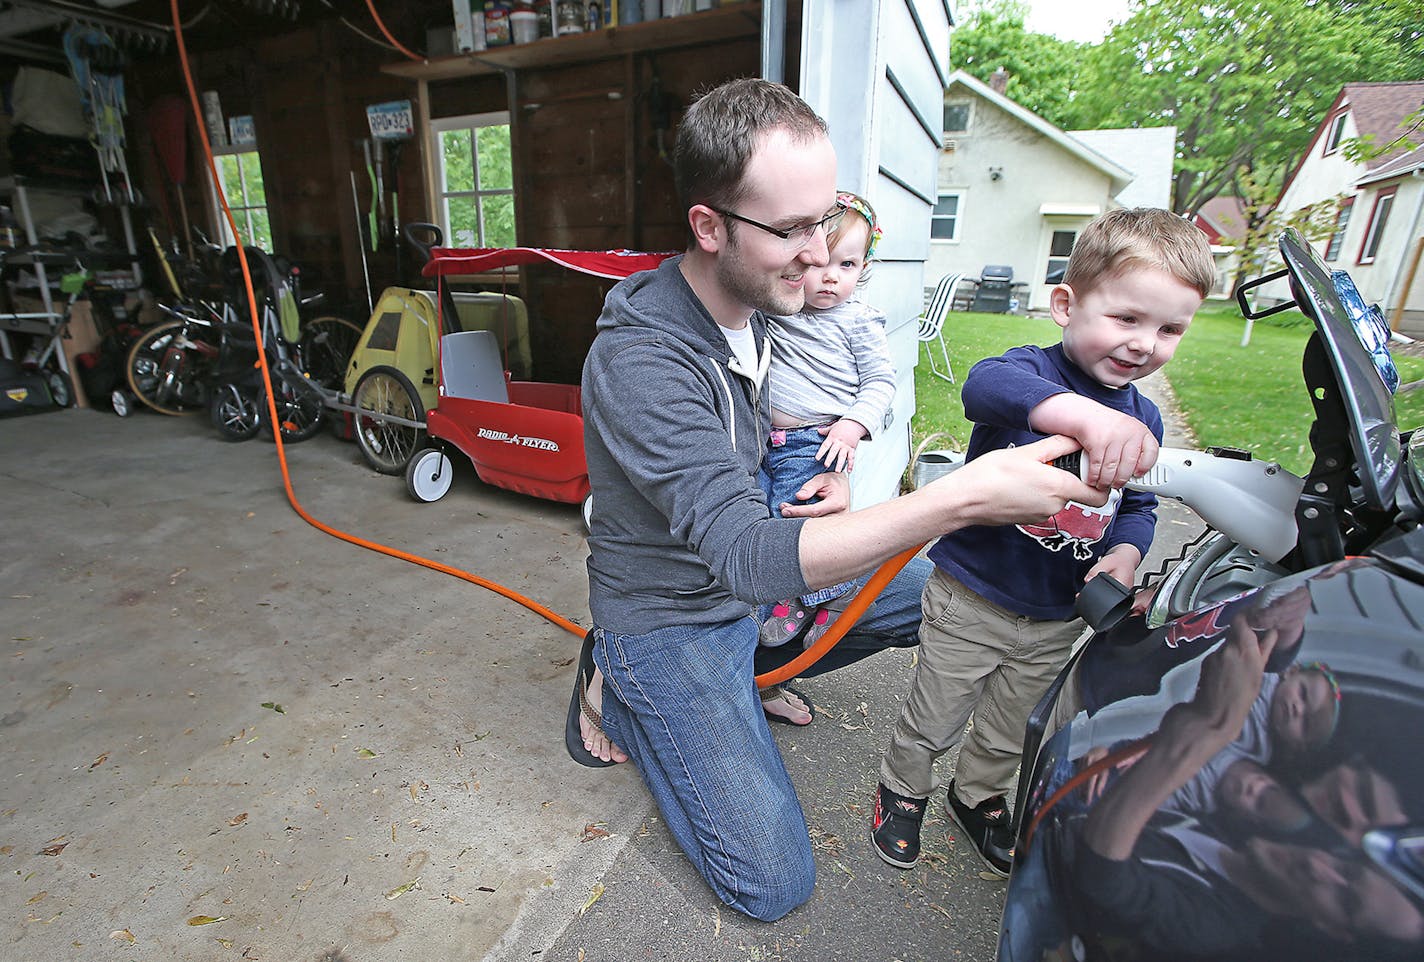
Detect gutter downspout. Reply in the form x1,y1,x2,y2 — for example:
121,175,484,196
761,0,786,83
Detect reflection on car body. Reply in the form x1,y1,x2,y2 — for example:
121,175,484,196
998,231,1424,962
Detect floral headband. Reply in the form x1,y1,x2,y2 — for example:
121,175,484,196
836,191,883,261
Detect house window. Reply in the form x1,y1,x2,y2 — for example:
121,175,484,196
943,101,972,134
1045,230,1076,283
213,149,272,251
1357,188,1396,264
1322,110,1349,156
432,112,516,247
931,192,963,241
1324,197,1353,262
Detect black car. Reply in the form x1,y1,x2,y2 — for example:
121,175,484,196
999,229,1424,962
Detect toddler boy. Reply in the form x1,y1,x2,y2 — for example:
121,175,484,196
871,207,1216,874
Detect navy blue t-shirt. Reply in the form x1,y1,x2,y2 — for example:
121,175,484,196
927,343,1161,620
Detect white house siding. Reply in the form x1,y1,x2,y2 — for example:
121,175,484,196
1068,127,1177,210
1275,110,1361,222
927,97,1116,311
800,0,951,504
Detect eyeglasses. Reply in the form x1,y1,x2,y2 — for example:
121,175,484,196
715,202,848,251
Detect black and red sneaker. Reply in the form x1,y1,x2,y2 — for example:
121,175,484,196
945,780,1013,878
871,783,926,869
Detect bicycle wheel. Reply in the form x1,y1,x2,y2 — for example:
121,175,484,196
353,365,425,474
209,381,261,441
261,369,326,443
125,320,216,415
299,315,363,390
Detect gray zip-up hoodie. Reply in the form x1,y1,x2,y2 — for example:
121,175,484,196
582,255,811,634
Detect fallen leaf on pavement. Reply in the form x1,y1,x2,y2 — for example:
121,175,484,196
26,892,47,905
110,929,136,943
385,878,421,900
260,702,284,714
578,882,604,915
355,748,378,758
89,753,109,770
40,840,67,856
228,813,248,827
580,824,610,842
187,915,228,926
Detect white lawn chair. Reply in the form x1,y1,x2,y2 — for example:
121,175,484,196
916,271,967,383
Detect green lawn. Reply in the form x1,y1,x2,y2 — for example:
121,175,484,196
913,302,1424,478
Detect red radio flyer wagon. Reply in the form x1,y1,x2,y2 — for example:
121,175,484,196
381,242,674,524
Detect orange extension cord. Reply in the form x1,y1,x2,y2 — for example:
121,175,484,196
168,0,911,685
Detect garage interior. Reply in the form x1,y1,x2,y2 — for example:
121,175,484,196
0,4,1073,960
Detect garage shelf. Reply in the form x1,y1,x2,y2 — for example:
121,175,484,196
381,3,765,81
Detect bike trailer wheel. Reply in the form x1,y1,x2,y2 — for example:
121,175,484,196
353,365,425,474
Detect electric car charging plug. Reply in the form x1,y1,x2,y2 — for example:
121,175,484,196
1054,447,1305,562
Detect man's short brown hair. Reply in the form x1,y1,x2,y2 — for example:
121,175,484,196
673,77,828,215
1062,207,1216,299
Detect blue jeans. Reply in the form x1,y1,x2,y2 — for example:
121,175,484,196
758,426,852,606
592,617,817,921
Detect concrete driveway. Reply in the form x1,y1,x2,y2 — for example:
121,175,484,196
1,377,1201,962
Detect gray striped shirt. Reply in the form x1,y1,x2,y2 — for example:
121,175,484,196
765,297,896,437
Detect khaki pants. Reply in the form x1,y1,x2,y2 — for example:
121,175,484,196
880,568,1082,807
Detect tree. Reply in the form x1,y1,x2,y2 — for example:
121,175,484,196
1216,166,1345,298
1060,0,1423,216
949,0,1086,122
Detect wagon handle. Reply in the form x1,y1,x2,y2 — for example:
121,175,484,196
402,222,443,267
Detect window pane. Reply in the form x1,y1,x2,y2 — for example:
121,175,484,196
447,195,480,246
218,155,242,201
476,125,513,190
481,194,517,247
1363,194,1394,261
441,130,476,192
241,154,267,207
1050,230,1076,257
248,208,272,252
935,195,960,216
1325,202,1352,261
943,102,970,133
1326,113,1348,152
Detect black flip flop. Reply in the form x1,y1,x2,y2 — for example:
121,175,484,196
761,683,815,726
565,631,620,767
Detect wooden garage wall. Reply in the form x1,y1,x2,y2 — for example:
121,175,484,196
131,20,445,317
127,6,801,383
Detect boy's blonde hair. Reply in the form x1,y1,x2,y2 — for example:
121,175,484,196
1062,207,1215,299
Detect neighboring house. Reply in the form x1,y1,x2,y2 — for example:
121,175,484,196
1068,126,1177,210
1192,194,1248,297
1273,81,1424,335
928,70,1178,312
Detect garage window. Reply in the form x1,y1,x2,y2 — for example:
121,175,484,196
212,149,272,251
432,112,516,248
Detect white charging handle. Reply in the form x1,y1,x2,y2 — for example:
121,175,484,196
1057,447,1304,562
